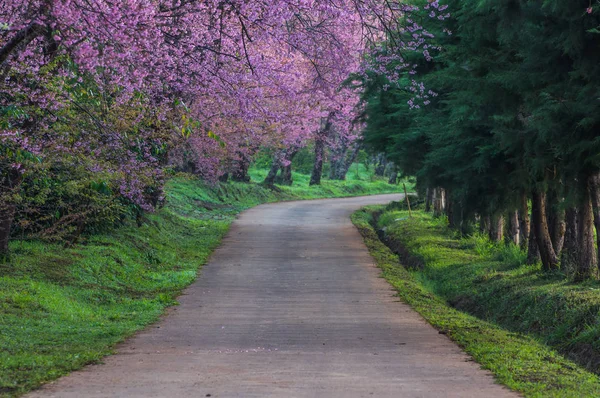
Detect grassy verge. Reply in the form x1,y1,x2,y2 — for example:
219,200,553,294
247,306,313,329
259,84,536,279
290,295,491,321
0,171,403,397
351,206,600,397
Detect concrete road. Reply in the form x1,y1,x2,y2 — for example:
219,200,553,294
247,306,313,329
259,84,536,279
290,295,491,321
30,194,517,397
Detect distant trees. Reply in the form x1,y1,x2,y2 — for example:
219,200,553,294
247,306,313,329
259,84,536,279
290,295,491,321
360,0,600,279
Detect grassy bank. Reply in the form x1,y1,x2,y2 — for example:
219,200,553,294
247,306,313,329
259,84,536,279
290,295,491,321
0,171,403,397
351,206,600,397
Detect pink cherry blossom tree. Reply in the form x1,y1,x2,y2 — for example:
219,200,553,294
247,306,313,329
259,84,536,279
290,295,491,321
1,0,441,257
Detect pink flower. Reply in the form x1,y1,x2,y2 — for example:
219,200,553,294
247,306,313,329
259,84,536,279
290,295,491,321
587,7,593,14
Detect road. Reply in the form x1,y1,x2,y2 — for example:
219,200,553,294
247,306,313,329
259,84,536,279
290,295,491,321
30,194,516,397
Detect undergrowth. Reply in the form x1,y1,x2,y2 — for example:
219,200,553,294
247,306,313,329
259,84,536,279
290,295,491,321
353,206,600,397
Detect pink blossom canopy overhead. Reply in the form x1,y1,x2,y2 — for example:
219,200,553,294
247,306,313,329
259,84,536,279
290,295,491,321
1,0,441,194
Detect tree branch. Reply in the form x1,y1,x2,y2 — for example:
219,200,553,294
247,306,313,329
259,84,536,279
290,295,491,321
0,23,46,66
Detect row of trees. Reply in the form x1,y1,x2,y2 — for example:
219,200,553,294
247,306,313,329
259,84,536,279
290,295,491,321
360,0,600,279
1,1,441,259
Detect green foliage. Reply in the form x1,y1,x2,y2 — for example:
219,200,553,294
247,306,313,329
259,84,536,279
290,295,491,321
250,148,276,170
14,168,127,242
251,146,317,176
494,243,528,268
470,232,497,259
360,0,600,226
289,145,316,175
353,208,600,397
1,64,177,256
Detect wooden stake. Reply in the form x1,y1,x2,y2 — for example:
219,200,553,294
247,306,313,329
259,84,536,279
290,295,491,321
403,183,412,217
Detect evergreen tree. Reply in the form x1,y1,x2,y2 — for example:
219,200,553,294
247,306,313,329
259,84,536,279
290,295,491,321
361,0,600,278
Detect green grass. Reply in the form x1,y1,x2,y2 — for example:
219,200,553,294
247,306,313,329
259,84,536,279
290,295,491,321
248,165,407,198
0,169,403,397
352,206,600,397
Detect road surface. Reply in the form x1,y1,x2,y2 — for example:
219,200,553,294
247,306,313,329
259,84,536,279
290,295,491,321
30,194,516,397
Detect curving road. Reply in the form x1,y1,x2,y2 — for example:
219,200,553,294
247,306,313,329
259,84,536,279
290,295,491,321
30,194,516,397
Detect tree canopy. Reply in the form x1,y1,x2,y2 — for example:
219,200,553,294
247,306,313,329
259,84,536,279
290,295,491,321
360,0,600,278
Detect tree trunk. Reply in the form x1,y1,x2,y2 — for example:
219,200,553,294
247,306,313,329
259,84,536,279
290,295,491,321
526,224,540,265
0,23,45,66
446,192,464,230
263,154,282,187
440,188,446,212
328,142,347,180
388,170,398,185
553,215,566,256
507,211,520,246
279,150,298,186
480,215,491,236
460,211,475,236
231,168,250,182
518,191,530,250
231,152,251,182
337,143,361,181
433,188,445,217
329,140,360,181
561,207,580,273
218,172,229,182
546,190,565,256
531,190,559,271
280,164,293,186
0,169,22,262
309,138,325,186
425,188,433,212
0,203,16,262
310,116,332,186
489,214,504,243
576,182,598,280
374,153,387,177
446,194,455,228
588,172,600,273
